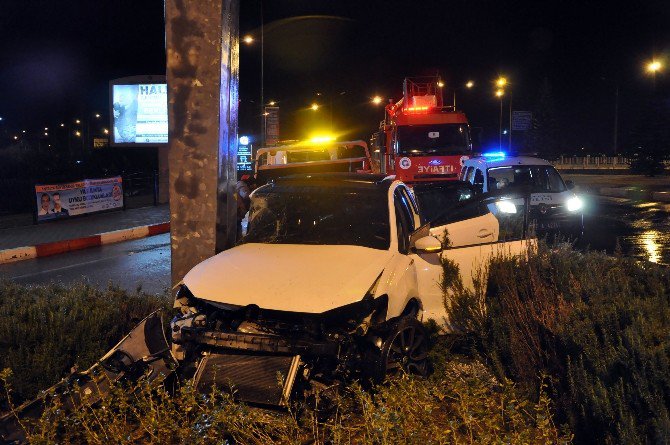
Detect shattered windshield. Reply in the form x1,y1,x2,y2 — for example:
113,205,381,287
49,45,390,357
243,184,390,250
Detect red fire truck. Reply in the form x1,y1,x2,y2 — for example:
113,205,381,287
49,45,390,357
371,76,472,183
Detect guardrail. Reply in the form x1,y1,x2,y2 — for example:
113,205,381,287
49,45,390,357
552,156,631,170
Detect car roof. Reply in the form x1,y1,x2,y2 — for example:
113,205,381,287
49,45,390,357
463,155,552,169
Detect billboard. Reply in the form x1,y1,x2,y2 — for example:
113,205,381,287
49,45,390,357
35,177,124,223
110,76,168,146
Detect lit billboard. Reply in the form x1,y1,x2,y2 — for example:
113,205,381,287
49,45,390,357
109,76,168,146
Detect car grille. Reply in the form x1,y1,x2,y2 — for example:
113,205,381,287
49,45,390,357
193,352,301,406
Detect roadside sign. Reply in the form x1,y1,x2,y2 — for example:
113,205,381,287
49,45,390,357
512,111,532,131
265,106,279,146
93,137,109,149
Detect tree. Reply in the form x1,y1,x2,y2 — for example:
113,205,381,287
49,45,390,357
525,78,561,159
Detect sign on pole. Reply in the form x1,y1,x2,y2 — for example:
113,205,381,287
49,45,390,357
512,111,532,131
265,106,279,146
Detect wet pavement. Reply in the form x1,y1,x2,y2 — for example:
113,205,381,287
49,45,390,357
578,194,670,265
0,233,171,294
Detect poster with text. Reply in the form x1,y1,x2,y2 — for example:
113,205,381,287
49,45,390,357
113,83,168,144
35,177,124,222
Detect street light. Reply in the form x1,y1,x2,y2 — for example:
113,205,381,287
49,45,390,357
268,100,276,106
311,103,320,111
465,81,474,89
496,77,507,88
95,113,101,119
437,80,445,88
646,60,663,73
372,95,383,105
75,119,81,124
243,34,254,45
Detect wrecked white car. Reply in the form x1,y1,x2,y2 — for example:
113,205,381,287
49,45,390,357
170,173,531,406
1,174,532,441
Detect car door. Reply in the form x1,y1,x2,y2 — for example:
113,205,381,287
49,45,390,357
411,193,530,329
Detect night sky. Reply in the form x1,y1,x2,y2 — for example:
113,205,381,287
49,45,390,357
1,0,668,153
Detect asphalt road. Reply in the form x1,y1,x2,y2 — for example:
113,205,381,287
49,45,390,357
579,195,670,265
0,195,667,294
0,233,171,295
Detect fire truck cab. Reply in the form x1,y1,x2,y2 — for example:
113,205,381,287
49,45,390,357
372,76,472,184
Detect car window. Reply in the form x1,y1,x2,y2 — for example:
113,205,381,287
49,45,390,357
545,167,566,192
473,169,485,189
487,165,566,193
465,166,475,182
413,182,476,225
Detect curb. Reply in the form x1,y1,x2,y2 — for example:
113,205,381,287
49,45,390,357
0,222,170,265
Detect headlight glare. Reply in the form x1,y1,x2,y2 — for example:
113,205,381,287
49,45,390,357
567,196,583,212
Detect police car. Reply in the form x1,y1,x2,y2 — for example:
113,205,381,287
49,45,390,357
460,153,584,237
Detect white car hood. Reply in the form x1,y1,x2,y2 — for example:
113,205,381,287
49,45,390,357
183,243,394,313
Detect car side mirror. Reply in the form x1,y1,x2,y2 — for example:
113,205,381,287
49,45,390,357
565,180,575,190
412,235,443,254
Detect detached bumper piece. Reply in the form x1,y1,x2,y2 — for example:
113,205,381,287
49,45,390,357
194,352,301,407
0,311,176,444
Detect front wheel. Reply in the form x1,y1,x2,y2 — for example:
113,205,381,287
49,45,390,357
366,316,430,383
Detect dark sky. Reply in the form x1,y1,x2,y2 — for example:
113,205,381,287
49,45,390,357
1,0,668,152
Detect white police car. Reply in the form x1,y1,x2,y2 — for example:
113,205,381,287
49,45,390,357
460,153,584,237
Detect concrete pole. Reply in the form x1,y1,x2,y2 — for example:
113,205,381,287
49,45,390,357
165,0,239,287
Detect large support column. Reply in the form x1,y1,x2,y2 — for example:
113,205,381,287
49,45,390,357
157,146,170,204
165,0,239,287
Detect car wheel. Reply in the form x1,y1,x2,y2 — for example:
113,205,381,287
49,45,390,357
366,316,429,382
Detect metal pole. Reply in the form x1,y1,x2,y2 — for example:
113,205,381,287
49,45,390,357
499,98,503,149
508,91,513,151
260,0,264,147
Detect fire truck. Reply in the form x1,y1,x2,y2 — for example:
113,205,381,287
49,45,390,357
372,76,472,183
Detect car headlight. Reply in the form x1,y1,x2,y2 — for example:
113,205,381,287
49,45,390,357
566,196,583,212
495,200,517,214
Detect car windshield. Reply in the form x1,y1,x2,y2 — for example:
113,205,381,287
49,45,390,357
396,124,470,155
243,184,390,250
487,165,566,193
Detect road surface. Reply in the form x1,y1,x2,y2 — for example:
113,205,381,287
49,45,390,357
0,233,171,295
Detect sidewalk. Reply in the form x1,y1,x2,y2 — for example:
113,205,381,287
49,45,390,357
0,205,169,262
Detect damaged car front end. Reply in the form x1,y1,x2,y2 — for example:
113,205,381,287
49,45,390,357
170,279,396,407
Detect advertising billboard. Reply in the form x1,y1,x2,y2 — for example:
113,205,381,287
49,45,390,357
35,177,124,223
110,76,168,146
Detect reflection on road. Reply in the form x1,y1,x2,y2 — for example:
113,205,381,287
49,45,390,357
639,230,662,264
580,195,670,266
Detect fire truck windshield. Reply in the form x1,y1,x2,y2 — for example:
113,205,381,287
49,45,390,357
396,124,470,156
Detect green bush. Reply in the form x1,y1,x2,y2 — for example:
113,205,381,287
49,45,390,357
0,280,568,443
5,358,568,444
0,280,171,404
444,243,670,444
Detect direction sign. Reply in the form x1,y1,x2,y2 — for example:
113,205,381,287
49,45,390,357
512,111,532,131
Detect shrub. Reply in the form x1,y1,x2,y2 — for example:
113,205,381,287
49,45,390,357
0,280,171,405
445,243,670,444
4,358,568,444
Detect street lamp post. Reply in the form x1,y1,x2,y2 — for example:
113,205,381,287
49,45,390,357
496,89,504,149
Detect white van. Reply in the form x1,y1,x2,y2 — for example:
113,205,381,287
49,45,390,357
461,153,584,237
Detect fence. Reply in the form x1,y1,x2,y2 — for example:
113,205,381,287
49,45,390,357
552,156,631,170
